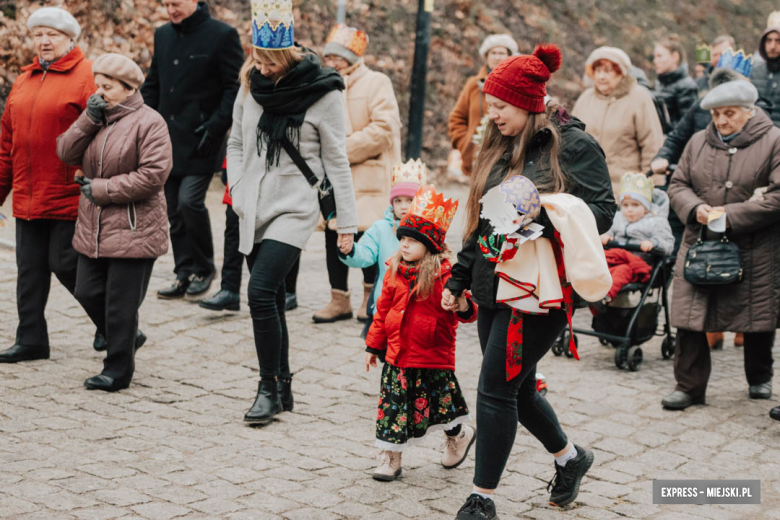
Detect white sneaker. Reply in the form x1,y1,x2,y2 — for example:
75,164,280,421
372,450,402,481
441,424,476,469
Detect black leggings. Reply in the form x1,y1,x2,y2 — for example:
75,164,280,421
325,228,377,291
246,240,301,379
474,306,569,490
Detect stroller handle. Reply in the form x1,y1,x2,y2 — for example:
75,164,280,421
605,240,666,258
645,164,677,177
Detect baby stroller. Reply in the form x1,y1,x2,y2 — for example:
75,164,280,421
552,240,675,371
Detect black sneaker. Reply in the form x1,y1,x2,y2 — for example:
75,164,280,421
158,278,191,299
285,292,298,311
186,270,216,296
771,405,780,421
199,289,240,311
455,494,498,520
547,445,594,507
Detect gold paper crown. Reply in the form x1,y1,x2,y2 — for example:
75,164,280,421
391,159,427,188
326,24,369,57
407,185,459,234
618,172,653,203
769,11,780,28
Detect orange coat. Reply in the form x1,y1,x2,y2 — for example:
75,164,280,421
448,66,489,176
0,47,95,221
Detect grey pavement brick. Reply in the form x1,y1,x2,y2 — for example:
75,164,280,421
89,488,153,507
0,496,40,518
131,502,193,520
71,506,134,520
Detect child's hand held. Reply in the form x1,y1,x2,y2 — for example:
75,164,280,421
640,240,654,252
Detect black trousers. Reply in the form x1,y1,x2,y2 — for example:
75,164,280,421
164,175,215,280
674,329,775,397
285,257,300,295
474,306,569,490
220,205,242,293
74,256,155,384
15,219,79,348
324,227,377,291
246,240,301,379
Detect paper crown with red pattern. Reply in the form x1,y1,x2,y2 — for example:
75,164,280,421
323,24,369,64
397,185,459,253
389,159,427,203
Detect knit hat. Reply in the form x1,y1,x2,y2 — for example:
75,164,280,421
324,24,368,65
584,46,631,77
479,34,519,58
701,78,758,110
390,159,427,204
251,0,294,50
397,185,459,253
482,44,562,113
27,6,81,39
618,172,653,211
92,53,145,89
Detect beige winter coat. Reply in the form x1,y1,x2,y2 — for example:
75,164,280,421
669,109,780,332
572,75,664,194
326,60,401,232
57,92,172,259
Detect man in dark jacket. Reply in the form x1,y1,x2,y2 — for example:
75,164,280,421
141,0,243,298
750,26,780,127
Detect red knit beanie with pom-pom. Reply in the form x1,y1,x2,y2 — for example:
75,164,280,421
483,43,562,113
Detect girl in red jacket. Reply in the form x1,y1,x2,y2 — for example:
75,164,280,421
365,185,477,482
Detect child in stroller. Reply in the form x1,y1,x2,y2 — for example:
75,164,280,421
598,172,674,309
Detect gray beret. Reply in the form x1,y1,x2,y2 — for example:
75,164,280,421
701,79,758,110
27,7,81,39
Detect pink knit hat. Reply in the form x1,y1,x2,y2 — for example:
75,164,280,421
389,159,427,204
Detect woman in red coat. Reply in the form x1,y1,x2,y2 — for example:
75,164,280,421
364,185,477,482
0,7,96,363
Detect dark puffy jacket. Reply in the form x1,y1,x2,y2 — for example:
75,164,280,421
749,26,780,128
446,115,616,309
654,64,699,129
140,2,243,176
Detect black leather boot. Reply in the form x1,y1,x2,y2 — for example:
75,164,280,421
278,376,294,412
158,278,191,299
94,330,147,353
244,380,282,424
0,344,49,363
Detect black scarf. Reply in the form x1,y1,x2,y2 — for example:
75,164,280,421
249,52,344,169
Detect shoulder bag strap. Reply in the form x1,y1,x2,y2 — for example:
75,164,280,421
281,138,319,188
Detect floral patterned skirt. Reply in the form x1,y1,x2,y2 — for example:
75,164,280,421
375,362,470,452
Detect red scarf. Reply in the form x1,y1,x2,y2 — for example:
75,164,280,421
505,233,577,381
396,261,419,289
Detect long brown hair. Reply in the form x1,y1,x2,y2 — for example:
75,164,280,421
239,46,304,94
464,98,567,239
389,246,451,300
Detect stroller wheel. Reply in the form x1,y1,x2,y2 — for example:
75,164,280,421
564,334,578,358
599,338,610,347
627,346,643,371
614,347,628,369
661,336,674,360
552,334,565,356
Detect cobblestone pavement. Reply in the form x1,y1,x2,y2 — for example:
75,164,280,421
1,180,779,520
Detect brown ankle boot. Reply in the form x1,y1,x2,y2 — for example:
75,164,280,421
734,333,745,347
357,282,374,323
707,332,724,350
312,289,353,323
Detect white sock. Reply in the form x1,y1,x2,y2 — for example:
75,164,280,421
471,490,494,502
555,443,577,467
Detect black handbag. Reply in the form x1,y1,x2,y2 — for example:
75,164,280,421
282,138,337,221
683,227,743,285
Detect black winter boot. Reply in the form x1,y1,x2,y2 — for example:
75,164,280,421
278,376,294,412
244,380,282,424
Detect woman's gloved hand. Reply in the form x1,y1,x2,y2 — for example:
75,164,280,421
78,177,96,204
86,94,108,123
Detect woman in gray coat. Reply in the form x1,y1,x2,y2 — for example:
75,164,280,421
663,74,780,411
227,13,358,424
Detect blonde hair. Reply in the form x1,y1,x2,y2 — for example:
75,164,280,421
389,246,451,300
240,46,304,94
464,98,567,239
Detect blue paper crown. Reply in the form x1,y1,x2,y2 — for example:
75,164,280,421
252,19,294,50
716,48,754,78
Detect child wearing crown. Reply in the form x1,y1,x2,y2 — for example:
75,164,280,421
599,172,674,306
340,159,426,337
364,185,477,481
